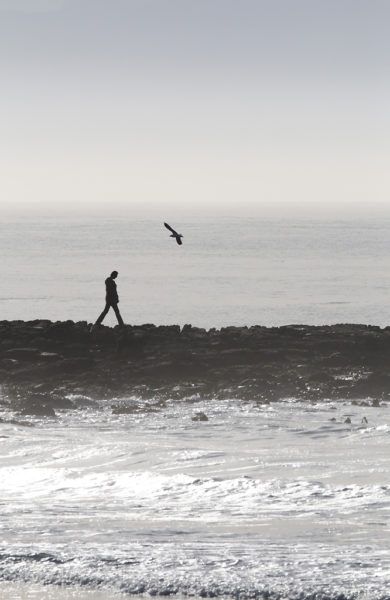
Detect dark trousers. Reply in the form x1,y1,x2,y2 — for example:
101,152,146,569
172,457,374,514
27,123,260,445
95,302,124,326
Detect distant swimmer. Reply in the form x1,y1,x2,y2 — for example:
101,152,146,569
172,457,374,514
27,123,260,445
164,222,183,245
91,270,124,331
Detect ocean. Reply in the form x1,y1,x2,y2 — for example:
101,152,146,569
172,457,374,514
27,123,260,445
0,215,389,599
0,215,390,327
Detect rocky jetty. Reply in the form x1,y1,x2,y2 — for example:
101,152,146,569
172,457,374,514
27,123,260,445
0,320,389,414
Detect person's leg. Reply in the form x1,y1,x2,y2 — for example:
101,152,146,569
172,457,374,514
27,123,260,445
95,302,110,325
112,303,124,326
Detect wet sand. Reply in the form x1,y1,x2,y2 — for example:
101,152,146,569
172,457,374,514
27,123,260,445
0,581,124,599
0,582,194,600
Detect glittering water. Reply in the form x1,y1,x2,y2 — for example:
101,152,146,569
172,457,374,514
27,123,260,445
0,393,389,599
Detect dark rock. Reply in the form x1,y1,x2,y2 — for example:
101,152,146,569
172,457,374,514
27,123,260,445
192,412,208,421
40,352,61,361
45,395,75,409
4,348,41,361
0,320,389,405
60,344,89,358
53,357,95,374
0,358,18,368
347,373,390,399
20,403,56,417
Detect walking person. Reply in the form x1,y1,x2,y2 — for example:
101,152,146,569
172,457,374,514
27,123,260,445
91,271,124,330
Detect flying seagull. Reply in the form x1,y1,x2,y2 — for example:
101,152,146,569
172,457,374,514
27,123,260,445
164,222,183,245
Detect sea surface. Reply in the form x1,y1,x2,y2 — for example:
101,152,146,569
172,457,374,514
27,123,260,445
0,396,389,599
0,216,389,599
0,215,390,327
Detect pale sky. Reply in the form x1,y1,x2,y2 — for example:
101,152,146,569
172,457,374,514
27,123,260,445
1,0,389,217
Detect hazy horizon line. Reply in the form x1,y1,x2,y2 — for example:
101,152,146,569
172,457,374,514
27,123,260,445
2,200,390,220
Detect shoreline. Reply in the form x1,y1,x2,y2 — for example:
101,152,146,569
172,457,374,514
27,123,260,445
0,320,389,414
0,581,152,600
0,581,202,600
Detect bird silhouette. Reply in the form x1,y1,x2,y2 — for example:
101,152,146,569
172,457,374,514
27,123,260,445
164,222,183,245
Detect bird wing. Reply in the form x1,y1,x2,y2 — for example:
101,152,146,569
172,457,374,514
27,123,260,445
164,222,177,235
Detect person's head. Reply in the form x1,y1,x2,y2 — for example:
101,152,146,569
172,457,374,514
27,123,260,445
110,270,118,279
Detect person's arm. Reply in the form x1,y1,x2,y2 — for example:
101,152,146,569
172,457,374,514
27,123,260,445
109,280,119,303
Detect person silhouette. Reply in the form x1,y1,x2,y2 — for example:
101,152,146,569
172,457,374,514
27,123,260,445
92,271,124,330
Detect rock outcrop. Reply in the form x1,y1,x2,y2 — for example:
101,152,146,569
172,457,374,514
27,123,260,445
0,320,389,411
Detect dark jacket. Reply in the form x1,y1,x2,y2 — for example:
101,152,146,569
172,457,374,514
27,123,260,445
105,277,119,304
